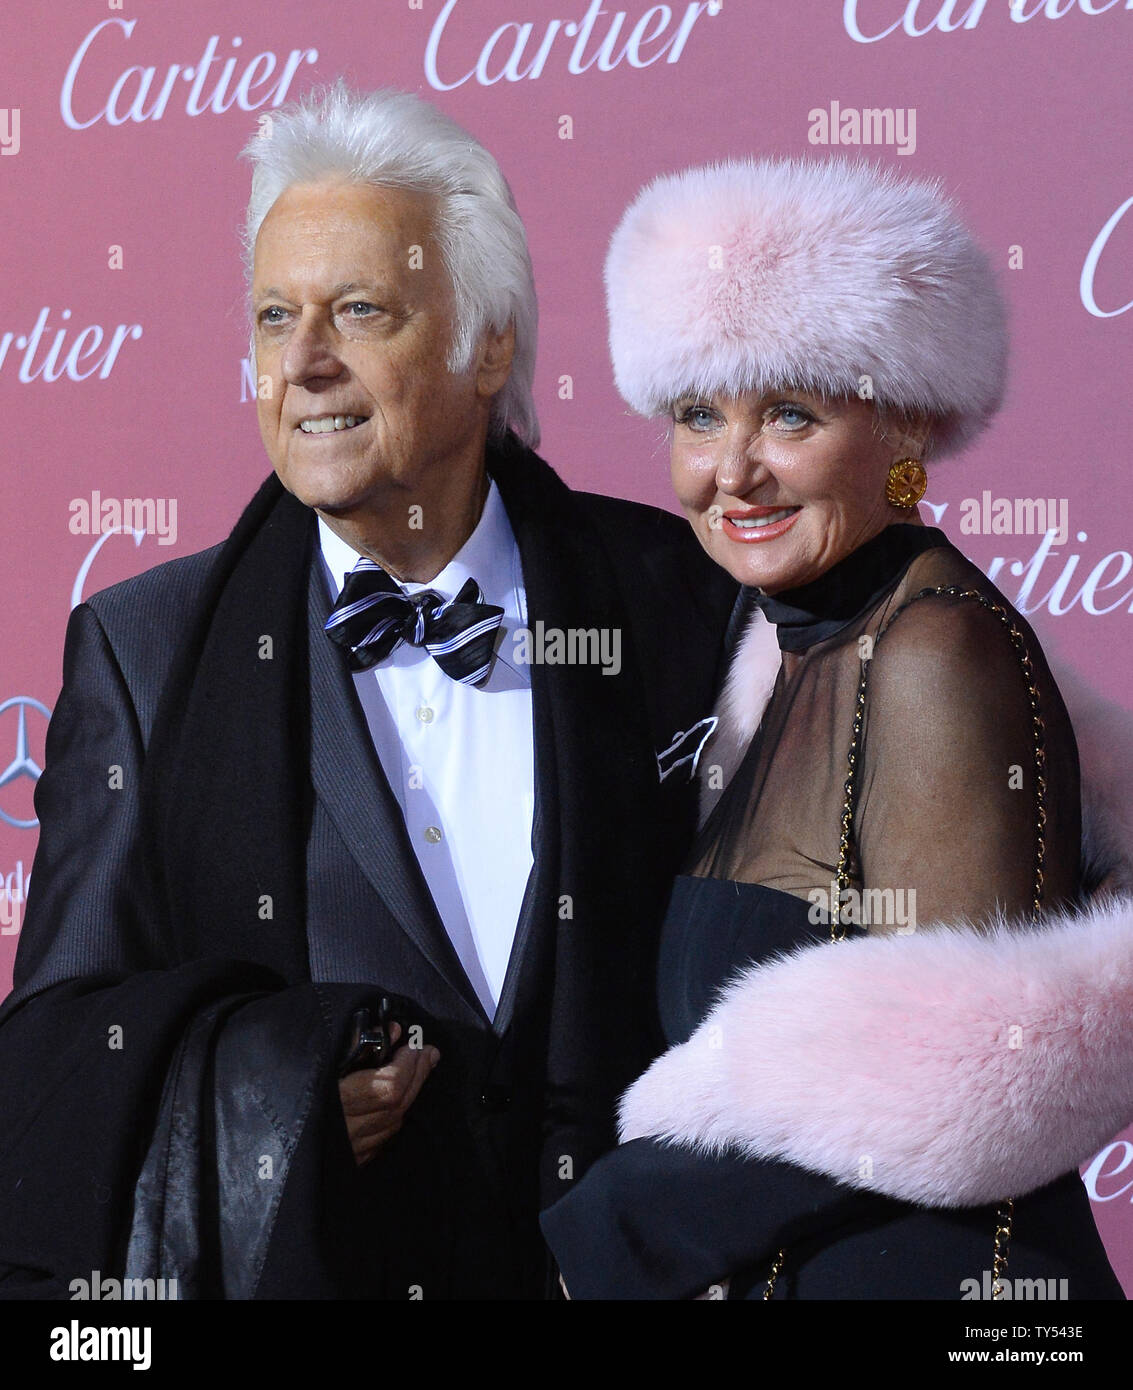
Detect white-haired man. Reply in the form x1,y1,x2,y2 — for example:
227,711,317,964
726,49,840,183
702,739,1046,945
0,85,735,1299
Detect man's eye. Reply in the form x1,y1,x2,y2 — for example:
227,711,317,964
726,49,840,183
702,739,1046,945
258,306,287,326
343,301,379,317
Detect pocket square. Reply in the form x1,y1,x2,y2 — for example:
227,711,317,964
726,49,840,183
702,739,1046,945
656,716,718,785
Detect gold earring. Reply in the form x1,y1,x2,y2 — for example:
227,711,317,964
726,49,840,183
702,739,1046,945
885,458,927,509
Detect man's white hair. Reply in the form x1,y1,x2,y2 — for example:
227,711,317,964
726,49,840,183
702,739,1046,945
240,81,539,447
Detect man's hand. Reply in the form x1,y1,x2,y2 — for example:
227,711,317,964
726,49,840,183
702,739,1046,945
338,1022,441,1167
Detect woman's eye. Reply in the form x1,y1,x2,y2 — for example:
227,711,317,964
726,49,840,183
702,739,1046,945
770,404,813,430
677,404,718,431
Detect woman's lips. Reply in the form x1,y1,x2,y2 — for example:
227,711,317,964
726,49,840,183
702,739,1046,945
719,506,801,543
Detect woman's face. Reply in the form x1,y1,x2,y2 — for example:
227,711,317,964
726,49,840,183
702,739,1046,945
670,388,925,594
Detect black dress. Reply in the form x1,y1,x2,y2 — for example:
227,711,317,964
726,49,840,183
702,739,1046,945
540,523,1124,1299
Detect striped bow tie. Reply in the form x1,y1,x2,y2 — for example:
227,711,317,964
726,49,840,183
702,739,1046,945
325,557,505,686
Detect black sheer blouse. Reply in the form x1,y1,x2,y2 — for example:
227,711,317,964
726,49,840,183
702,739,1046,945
540,522,1122,1300
693,522,1080,925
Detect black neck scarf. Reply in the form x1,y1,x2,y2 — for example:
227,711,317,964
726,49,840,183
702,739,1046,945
748,523,950,652
140,471,315,985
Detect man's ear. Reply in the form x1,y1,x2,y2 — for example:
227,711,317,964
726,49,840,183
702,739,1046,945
475,320,515,399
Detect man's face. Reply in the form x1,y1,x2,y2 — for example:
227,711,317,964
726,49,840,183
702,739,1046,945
251,179,490,523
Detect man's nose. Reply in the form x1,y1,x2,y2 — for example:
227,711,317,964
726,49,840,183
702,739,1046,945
280,308,344,386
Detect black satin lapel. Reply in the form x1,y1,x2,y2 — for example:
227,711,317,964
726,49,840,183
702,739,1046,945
491,713,556,1037
306,555,488,1019
486,444,662,1032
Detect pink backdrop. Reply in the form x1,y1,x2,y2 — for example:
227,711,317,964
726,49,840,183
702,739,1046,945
2,0,1131,1293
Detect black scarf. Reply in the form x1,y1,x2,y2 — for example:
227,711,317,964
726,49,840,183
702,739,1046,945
749,523,950,652
141,472,315,984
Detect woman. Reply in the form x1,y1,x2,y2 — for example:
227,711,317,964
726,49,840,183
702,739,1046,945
540,157,1131,1299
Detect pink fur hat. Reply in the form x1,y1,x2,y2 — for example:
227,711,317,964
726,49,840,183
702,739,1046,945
605,157,1008,457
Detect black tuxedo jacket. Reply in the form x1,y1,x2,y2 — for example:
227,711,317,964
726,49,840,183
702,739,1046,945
0,435,736,1300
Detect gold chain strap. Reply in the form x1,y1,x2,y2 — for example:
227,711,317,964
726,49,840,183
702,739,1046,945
764,585,1046,1301
762,1249,785,1300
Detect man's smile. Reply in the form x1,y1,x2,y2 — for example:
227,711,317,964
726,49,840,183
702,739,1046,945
296,413,370,434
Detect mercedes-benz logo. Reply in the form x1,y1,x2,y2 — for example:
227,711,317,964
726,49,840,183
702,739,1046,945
0,696,50,829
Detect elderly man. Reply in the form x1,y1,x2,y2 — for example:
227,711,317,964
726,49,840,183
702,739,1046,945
0,84,735,1300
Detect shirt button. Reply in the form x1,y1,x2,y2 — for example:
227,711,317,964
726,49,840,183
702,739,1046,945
424,825,442,844
415,705,435,724
478,1087,512,1112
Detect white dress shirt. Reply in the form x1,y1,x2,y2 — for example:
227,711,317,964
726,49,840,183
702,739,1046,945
317,481,534,1020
